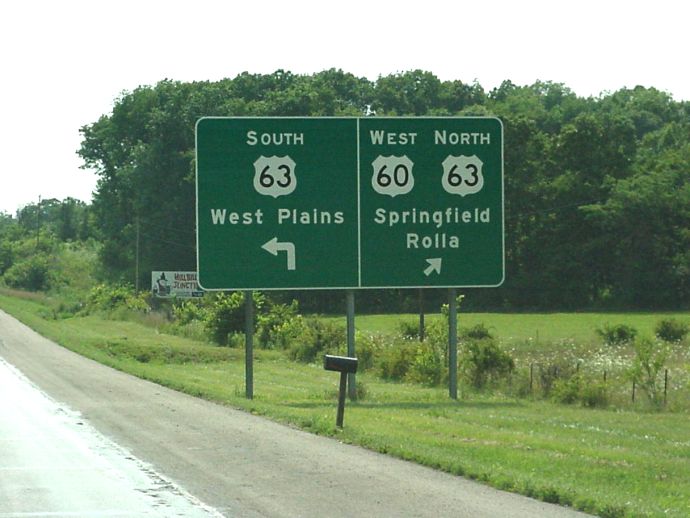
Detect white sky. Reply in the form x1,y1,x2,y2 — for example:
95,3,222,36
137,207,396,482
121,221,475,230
1,0,688,215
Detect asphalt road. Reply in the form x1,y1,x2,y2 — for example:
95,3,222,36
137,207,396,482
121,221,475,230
0,356,221,517
0,309,592,517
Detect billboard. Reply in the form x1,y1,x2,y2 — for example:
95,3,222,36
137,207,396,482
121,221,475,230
151,271,203,298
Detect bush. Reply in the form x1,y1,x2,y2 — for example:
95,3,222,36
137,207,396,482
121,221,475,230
204,292,247,345
460,323,493,340
535,360,577,397
398,320,420,339
580,380,609,408
3,254,53,291
286,318,345,363
627,337,669,407
655,318,689,343
171,299,208,326
551,374,581,405
352,332,384,371
407,339,447,386
376,337,418,381
460,338,514,389
596,323,637,345
256,300,300,349
551,373,608,408
84,284,150,314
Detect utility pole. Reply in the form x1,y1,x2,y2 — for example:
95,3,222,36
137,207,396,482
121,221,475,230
35,195,41,249
135,216,140,291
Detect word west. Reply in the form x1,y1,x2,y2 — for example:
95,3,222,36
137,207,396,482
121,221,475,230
369,130,418,145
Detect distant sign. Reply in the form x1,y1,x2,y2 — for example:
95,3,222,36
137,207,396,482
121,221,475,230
151,271,203,298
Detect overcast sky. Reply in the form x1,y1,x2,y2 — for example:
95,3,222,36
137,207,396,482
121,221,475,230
1,0,688,215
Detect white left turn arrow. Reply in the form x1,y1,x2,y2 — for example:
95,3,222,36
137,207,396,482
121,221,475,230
424,258,442,276
262,237,296,270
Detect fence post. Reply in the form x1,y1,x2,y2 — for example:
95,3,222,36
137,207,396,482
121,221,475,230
664,369,668,406
529,363,534,393
632,380,636,403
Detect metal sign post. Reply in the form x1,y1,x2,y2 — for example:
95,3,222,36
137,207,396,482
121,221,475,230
346,290,356,400
245,291,254,400
448,288,458,400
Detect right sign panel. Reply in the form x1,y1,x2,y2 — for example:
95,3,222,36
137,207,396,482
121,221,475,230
358,117,504,288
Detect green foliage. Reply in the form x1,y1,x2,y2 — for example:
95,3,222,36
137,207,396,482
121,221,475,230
351,332,383,371
397,320,420,339
551,373,609,408
285,318,345,363
203,292,257,346
256,300,300,348
0,239,14,275
460,323,493,340
406,339,447,386
85,284,150,314
168,299,209,340
535,361,577,397
3,254,53,291
596,323,638,345
171,298,208,325
440,293,465,317
654,318,689,343
627,337,669,406
459,338,514,389
376,337,418,381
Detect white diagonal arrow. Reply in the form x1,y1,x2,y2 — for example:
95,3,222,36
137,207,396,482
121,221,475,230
262,237,296,270
424,258,442,276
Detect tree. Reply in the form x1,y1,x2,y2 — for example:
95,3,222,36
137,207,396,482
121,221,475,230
76,71,689,310
583,129,690,307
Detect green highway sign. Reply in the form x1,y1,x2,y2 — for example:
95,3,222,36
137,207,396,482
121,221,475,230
196,117,359,290
358,117,504,288
196,117,504,290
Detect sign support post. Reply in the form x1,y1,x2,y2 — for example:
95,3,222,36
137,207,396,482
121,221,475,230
346,290,356,400
448,288,458,400
245,291,254,400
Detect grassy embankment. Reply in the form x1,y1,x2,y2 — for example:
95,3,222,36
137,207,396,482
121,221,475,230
1,291,689,518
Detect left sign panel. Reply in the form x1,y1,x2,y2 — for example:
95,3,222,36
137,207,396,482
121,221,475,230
196,117,359,290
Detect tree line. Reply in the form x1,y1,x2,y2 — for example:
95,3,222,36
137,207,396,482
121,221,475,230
4,69,689,311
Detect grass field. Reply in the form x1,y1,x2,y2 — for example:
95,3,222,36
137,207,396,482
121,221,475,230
2,293,689,517
334,311,690,346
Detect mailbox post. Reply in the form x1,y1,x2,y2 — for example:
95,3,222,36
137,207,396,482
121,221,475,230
324,355,358,428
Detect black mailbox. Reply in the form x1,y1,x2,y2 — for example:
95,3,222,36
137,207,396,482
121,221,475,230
324,354,358,427
324,355,358,374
